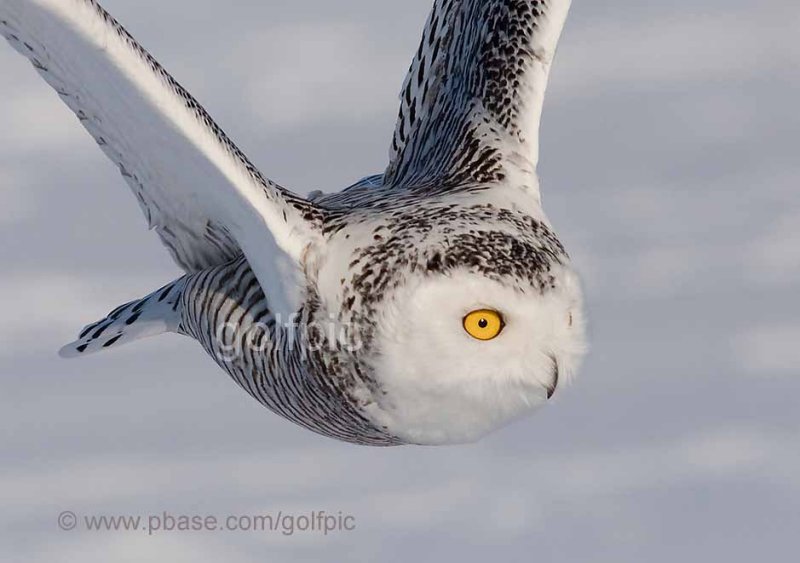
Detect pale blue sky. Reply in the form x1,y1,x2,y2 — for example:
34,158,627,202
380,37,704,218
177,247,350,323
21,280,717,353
1,0,798,561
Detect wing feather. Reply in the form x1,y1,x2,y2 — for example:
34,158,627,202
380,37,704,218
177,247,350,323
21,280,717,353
386,0,571,194
0,0,322,312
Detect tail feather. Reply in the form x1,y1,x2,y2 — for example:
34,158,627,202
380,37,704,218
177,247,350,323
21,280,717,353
59,278,186,358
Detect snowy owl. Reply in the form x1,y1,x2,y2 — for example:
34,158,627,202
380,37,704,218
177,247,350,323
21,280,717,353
0,0,586,445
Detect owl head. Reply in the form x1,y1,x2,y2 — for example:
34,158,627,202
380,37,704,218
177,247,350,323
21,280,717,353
304,197,586,445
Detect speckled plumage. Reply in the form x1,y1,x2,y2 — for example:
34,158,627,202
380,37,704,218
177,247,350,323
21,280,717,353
0,0,585,446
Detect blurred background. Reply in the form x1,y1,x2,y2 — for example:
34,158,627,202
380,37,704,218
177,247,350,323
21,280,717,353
1,0,798,560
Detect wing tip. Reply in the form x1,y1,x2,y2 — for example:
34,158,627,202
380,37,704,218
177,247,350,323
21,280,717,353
58,341,91,359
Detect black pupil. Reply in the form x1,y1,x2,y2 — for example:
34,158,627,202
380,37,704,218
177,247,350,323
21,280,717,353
478,318,489,329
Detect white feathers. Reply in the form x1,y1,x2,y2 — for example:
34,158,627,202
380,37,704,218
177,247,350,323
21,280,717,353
59,279,186,358
0,0,321,316
364,267,585,445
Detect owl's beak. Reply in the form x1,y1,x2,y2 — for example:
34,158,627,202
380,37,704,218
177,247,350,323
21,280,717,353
546,354,559,400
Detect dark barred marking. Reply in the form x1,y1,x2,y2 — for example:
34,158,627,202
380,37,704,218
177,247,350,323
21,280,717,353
387,0,560,191
178,258,400,446
90,321,113,340
103,334,123,348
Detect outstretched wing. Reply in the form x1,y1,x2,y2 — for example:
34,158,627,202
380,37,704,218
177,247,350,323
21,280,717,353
386,0,571,193
0,0,323,312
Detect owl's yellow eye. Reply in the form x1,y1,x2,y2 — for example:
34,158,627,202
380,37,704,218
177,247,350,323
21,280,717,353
463,309,505,341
